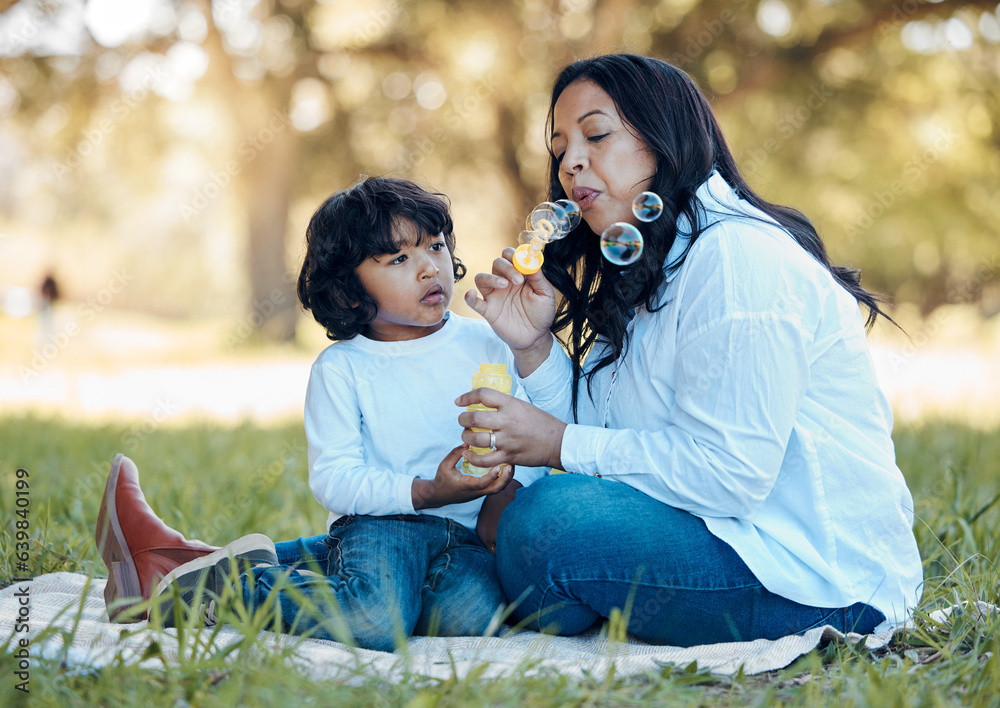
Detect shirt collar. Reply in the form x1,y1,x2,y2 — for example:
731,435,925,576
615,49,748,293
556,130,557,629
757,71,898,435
660,169,745,285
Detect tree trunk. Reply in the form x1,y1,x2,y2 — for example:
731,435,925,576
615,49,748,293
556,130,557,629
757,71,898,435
199,4,301,342
242,110,299,342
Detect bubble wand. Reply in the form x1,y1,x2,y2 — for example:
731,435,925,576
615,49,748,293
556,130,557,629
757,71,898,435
512,199,582,275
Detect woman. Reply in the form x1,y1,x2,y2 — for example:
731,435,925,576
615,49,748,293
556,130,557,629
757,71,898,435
459,54,922,647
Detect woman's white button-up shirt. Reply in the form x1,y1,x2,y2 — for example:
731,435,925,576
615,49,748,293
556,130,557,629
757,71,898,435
521,171,923,630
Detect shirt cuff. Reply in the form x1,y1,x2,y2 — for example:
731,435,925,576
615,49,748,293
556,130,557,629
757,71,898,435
519,335,573,404
512,465,549,487
560,423,607,476
396,474,418,514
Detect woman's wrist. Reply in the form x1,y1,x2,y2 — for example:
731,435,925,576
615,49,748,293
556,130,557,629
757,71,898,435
512,333,553,378
548,420,566,469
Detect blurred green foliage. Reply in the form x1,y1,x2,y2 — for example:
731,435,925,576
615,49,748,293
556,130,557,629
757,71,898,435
0,0,997,329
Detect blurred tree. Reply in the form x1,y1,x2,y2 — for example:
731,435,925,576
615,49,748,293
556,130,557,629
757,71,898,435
0,0,997,335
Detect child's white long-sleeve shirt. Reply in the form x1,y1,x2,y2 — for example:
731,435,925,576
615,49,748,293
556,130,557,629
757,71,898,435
304,311,548,532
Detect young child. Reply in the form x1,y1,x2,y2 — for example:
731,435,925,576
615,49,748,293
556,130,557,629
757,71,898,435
96,177,548,651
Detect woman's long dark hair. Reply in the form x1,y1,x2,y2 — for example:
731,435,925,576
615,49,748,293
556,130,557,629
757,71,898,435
541,54,892,420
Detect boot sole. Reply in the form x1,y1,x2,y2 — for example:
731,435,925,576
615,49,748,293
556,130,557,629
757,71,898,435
154,533,278,627
95,454,143,622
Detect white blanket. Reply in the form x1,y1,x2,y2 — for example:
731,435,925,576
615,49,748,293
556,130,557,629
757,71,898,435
0,573,948,682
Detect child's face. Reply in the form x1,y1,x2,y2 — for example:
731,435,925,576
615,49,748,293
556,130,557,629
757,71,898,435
356,219,455,341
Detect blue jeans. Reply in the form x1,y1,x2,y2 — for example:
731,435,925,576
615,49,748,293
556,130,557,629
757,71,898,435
496,474,885,647
241,514,504,652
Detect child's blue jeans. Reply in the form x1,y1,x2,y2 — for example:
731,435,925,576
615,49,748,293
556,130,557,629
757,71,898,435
240,514,504,652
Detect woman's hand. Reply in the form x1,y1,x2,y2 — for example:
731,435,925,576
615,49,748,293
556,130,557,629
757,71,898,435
464,248,557,353
412,445,514,510
456,388,566,470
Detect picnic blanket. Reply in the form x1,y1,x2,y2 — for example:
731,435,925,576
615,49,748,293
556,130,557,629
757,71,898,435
0,573,961,682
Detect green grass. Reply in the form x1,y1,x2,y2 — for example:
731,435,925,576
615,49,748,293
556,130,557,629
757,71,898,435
1,415,999,707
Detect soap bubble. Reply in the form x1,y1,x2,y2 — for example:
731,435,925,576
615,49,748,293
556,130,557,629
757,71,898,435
529,201,572,241
600,222,644,266
632,192,663,222
528,205,558,240
554,199,581,232
517,233,547,251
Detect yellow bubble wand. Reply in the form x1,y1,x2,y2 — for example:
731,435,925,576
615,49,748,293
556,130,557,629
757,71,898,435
512,200,582,275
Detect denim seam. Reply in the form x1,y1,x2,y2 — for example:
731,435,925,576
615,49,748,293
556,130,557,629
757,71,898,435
535,578,853,638
446,519,456,549
536,581,560,620
425,550,453,593
325,537,343,578
552,576,763,593
801,607,846,632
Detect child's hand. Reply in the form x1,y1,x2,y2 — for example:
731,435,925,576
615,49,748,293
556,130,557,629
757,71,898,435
411,445,514,510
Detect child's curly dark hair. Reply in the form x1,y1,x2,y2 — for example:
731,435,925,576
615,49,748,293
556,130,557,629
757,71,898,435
297,176,467,341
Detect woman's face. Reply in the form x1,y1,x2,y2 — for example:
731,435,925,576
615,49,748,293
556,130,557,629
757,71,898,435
550,79,657,235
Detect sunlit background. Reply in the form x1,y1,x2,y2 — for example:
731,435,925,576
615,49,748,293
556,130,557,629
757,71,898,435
1,0,998,428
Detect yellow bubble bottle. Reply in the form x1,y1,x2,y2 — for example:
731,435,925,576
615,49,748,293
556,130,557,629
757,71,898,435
462,363,512,476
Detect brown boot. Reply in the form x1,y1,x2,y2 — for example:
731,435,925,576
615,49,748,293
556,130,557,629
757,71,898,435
96,454,218,622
